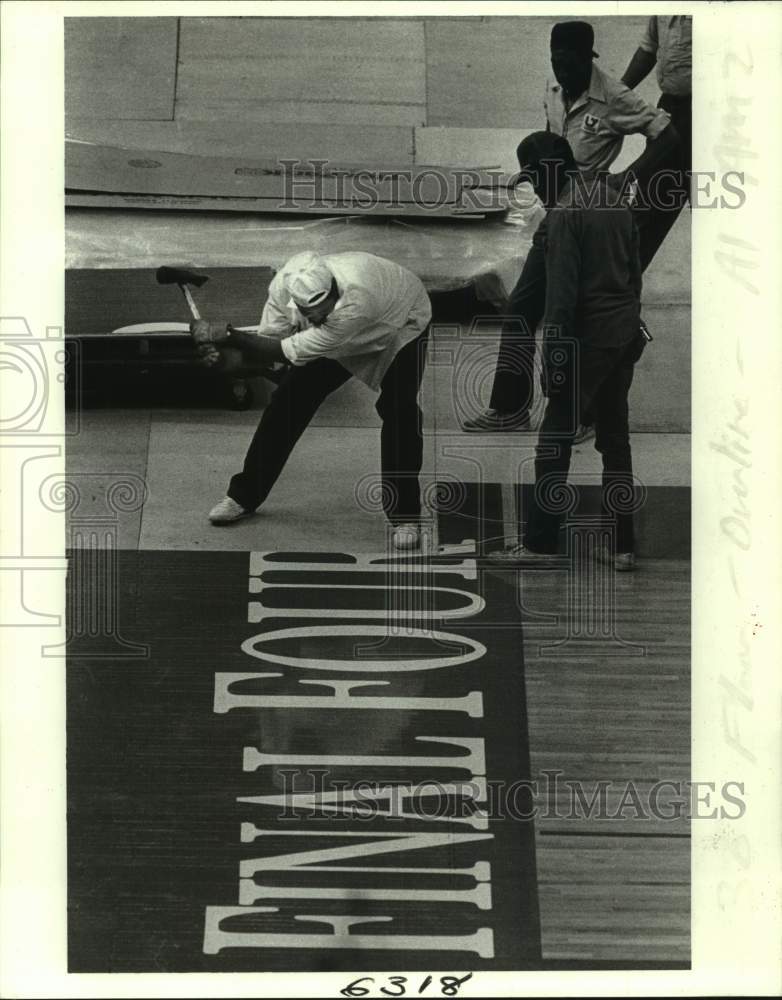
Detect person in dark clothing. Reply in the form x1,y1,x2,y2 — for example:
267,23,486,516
621,15,692,269
463,20,677,435
461,133,577,434
488,133,646,570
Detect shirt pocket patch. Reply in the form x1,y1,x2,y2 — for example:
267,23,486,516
582,113,601,134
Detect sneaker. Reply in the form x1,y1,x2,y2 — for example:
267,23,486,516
597,547,636,572
462,408,531,432
485,544,564,567
208,496,252,525
391,523,421,550
573,423,595,445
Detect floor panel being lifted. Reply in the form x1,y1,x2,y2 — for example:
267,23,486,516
66,210,544,305
66,139,512,218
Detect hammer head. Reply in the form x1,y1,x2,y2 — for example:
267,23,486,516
156,265,209,288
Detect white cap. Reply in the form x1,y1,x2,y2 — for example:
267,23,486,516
284,253,333,308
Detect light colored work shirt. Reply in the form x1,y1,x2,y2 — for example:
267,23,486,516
544,62,671,175
258,251,431,390
639,15,692,98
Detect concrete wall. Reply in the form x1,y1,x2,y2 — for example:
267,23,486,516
66,15,656,164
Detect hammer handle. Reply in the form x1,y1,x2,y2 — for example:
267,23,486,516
181,284,201,321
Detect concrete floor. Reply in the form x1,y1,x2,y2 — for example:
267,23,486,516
65,408,690,553
63,408,692,970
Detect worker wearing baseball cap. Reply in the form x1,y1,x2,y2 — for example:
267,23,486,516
545,20,671,176
285,254,335,309
463,19,678,436
191,250,432,550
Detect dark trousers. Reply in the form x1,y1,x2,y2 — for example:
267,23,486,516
523,338,640,554
490,97,690,415
227,329,429,523
489,233,546,415
634,92,692,270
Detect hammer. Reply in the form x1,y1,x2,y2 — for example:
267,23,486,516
155,264,285,385
155,265,209,320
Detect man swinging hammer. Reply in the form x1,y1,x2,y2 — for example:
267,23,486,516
191,251,432,551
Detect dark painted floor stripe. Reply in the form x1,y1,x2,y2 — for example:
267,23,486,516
67,545,542,972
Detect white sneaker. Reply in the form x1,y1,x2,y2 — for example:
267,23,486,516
486,544,565,567
208,496,251,525
391,523,420,550
597,546,636,572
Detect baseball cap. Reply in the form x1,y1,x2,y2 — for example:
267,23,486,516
285,253,334,308
550,21,599,58
517,131,576,175
516,131,577,206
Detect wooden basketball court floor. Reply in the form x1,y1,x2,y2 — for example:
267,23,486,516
65,405,690,968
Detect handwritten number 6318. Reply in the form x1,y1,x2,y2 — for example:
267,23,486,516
340,973,473,997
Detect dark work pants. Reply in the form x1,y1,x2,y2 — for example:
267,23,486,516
523,339,639,554
490,97,690,415
488,232,547,415
227,329,429,523
633,92,692,270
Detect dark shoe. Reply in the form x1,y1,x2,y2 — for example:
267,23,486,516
485,544,564,567
597,546,636,572
462,408,531,432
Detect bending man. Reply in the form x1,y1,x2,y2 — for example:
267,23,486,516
193,251,431,551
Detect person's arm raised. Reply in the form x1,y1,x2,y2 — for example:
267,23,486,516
621,47,657,89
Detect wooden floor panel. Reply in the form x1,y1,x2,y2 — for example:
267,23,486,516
538,884,690,962
62,406,691,966
536,835,690,883
520,559,690,964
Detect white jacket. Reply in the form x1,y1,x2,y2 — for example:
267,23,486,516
258,251,431,390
